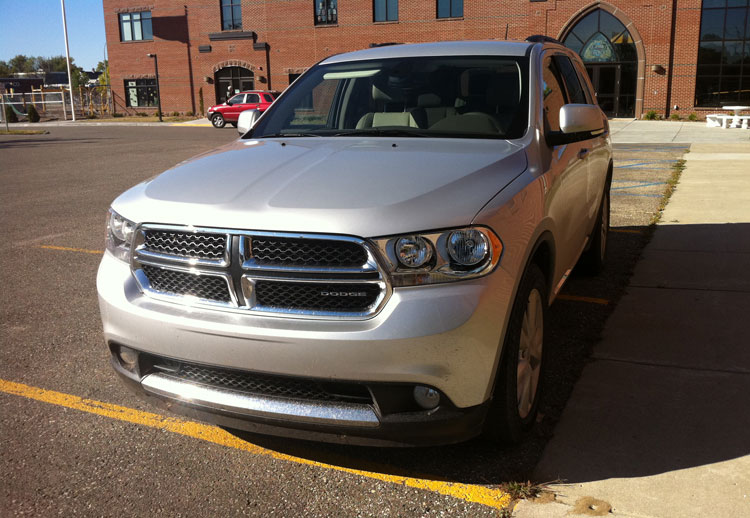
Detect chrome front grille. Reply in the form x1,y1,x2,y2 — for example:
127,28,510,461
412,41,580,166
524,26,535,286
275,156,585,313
143,230,228,261
141,265,232,303
132,225,390,319
254,280,382,312
250,237,368,268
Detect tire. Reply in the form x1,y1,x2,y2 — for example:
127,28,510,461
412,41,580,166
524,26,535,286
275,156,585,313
485,263,547,444
579,183,610,275
211,114,226,128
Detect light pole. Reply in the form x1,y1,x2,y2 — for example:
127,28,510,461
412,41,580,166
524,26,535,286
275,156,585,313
61,0,76,121
147,53,163,122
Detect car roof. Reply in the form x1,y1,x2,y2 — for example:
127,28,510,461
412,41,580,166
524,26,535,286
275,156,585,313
238,90,275,95
321,40,534,64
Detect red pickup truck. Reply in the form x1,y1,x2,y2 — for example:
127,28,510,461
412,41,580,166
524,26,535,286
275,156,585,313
207,91,277,128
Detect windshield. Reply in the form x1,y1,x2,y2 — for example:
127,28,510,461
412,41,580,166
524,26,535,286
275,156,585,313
251,55,529,140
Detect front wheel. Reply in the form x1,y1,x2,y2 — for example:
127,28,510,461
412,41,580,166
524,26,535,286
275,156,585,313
485,263,547,444
211,114,226,128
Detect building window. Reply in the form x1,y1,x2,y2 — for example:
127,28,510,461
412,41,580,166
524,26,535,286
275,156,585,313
437,0,462,19
695,0,750,106
221,0,242,31
374,0,398,22
124,79,158,107
315,0,337,25
119,11,152,42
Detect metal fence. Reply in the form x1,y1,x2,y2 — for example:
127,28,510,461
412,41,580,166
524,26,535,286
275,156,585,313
1,86,114,121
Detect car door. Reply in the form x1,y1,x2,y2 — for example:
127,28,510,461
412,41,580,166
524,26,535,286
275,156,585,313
243,93,261,112
541,54,591,275
553,54,606,233
225,94,246,121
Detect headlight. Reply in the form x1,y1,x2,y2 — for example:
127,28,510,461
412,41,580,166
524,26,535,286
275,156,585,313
447,229,489,267
373,226,502,287
395,236,433,268
106,208,135,262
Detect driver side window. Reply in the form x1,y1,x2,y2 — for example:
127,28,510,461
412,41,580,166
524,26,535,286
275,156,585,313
229,94,245,104
542,57,568,133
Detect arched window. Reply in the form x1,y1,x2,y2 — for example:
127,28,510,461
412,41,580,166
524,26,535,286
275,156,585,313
562,9,638,117
562,9,637,63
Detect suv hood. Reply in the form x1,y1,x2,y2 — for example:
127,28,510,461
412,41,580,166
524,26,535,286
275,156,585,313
113,137,527,237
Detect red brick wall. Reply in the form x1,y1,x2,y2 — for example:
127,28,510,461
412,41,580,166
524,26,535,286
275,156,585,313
104,0,703,118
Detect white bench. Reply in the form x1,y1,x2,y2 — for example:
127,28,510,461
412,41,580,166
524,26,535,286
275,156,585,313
706,114,732,128
738,115,750,129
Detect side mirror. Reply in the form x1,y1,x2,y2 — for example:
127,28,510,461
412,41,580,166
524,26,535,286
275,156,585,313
237,109,260,135
225,100,233,106
547,104,605,146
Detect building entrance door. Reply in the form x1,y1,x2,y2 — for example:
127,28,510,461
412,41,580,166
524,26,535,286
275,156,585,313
586,64,620,117
214,67,254,104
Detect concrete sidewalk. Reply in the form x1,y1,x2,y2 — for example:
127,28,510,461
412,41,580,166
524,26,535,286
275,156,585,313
515,143,750,518
610,119,750,143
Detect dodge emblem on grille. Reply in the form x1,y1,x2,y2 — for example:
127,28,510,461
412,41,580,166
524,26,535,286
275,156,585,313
320,291,368,297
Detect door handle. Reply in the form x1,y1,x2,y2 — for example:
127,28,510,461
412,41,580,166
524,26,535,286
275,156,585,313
578,148,590,159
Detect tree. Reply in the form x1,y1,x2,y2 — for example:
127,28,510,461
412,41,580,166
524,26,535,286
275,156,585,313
0,60,10,77
70,66,90,88
96,60,109,86
36,56,70,73
9,54,36,73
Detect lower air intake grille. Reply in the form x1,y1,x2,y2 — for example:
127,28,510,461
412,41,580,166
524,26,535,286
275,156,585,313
255,281,380,312
166,361,372,404
142,265,231,303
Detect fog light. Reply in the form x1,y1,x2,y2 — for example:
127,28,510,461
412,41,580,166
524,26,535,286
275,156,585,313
118,346,138,370
413,386,440,409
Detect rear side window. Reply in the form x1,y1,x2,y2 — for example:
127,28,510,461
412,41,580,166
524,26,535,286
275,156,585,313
246,93,260,103
263,94,274,102
542,57,568,132
553,55,587,105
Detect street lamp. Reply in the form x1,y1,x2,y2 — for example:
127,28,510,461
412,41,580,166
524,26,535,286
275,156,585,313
147,53,163,122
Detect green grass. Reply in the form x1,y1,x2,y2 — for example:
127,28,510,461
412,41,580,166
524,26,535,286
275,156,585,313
650,157,686,226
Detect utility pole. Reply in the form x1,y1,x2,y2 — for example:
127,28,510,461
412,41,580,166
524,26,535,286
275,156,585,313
147,54,163,122
61,0,76,121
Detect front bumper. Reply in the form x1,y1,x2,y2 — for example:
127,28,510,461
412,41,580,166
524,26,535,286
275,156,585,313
97,250,515,445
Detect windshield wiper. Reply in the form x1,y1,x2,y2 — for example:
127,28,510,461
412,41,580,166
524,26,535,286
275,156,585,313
257,133,325,138
332,128,432,138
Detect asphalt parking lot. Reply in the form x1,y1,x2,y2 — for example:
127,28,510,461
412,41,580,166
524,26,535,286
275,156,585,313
0,127,687,516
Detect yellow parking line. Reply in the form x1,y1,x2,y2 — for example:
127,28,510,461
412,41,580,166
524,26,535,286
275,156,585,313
611,228,643,234
0,378,510,510
39,245,103,255
556,294,610,305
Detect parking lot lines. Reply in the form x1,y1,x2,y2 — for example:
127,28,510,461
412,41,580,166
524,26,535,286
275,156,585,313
39,245,103,255
0,378,512,510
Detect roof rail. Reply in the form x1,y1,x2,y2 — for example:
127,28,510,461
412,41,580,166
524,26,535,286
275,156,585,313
369,42,402,48
525,35,562,45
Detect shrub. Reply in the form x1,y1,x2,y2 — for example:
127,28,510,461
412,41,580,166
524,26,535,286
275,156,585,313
27,104,40,122
688,113,698,121
198,87,205,115
670,113,681,121
137,111,149,117
644,110,660,120
186,110,194,117
172,111,180,117
5,105,18,123
112,112,124,118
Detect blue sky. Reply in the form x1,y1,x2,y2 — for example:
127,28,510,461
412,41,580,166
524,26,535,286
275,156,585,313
0,0,106,71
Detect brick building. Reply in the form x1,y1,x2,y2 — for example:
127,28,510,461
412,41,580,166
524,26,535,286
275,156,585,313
103,0,742,119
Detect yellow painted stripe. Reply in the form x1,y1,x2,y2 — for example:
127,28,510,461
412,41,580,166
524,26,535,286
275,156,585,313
39,245,103,255
556,294,610,305
0,378,510,510
611,228,643,234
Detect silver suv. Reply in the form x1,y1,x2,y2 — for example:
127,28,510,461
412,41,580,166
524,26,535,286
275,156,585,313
97,39,611,446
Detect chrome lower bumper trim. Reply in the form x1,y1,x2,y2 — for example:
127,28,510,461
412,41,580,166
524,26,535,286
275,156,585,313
141,373,380,428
